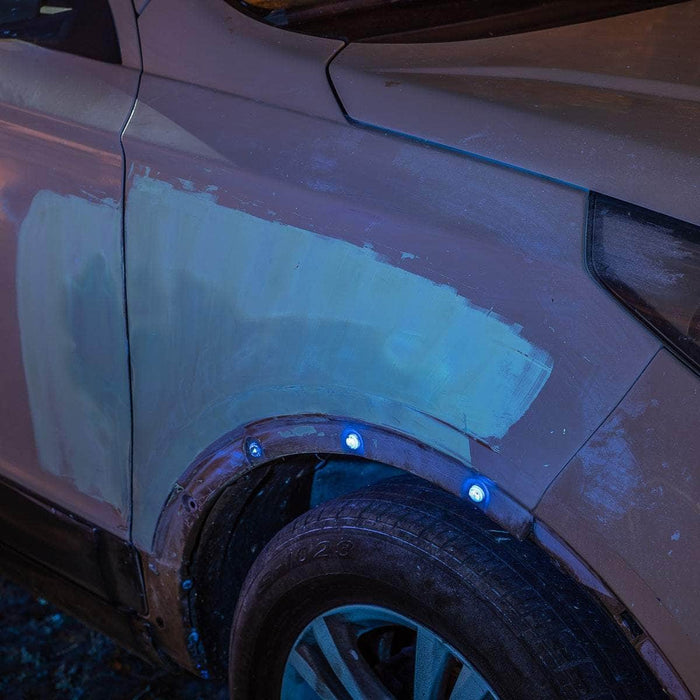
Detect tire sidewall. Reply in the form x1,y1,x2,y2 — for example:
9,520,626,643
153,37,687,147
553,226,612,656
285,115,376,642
230,520,556,699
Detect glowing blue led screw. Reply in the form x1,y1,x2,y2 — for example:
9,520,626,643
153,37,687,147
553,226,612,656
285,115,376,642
467,483,487,504
343,430,363,452
247,440,263,459
463,477,493,506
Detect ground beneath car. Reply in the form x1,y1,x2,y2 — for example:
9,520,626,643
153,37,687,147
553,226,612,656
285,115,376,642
0,577,227,699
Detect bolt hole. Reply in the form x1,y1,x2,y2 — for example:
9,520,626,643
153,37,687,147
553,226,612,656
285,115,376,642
155,617,164,628
182,493,197,511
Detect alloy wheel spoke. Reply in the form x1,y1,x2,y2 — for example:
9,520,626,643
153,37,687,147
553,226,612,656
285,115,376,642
281,605,498,700
413,626,452,700
312,615,394,699
449,664,493,700
288,643,352,700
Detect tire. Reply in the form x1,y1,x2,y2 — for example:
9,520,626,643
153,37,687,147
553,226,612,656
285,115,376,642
228,476,663,699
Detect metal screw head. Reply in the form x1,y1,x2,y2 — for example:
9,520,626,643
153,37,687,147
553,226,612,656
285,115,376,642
467,483,487,504
344,431,362,451
247,440,263,459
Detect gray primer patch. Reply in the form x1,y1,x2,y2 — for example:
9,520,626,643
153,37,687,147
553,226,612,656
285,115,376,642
127,176,553,548
16,191,131,510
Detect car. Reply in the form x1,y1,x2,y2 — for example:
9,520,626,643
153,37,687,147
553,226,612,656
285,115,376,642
0,0,698,697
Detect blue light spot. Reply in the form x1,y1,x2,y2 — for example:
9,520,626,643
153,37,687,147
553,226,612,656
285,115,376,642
462,477,494,507
342,428,364,454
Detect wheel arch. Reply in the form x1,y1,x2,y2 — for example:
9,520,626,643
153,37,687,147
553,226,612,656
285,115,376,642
139,413,683,697
141,413,530,675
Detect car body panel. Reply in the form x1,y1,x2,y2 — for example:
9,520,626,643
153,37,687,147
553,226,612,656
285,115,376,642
124,0,661,550
0,0,696,695
537,350,700,696
108,0,141,70
0,34,139,536
137,0,344,123
329,1,700,226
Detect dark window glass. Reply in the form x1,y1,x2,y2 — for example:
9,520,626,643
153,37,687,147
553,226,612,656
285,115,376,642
0,0,120,63
231,0,684,42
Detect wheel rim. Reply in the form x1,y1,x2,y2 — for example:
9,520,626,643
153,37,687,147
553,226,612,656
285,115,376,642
281,604,499,700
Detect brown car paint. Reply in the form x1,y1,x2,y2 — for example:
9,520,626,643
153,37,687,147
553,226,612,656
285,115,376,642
0,0,697,695
330,1,700,226
537,350,700,695
0,30,139,536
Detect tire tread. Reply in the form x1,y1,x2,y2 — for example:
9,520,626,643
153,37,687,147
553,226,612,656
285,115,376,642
231,476,664,700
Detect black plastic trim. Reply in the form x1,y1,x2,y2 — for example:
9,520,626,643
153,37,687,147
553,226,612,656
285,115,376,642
587,192,700,375
0,475,146,613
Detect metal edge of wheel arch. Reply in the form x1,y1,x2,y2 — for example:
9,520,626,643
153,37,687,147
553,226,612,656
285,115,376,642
136,414,532,674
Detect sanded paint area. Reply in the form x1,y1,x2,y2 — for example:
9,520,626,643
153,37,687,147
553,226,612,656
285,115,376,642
126,175,553,548
15,191,131,520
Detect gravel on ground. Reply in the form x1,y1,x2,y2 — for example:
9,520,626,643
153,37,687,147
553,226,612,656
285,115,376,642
0,577,228,700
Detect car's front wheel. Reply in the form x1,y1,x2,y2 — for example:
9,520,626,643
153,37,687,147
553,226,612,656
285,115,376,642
228,476,663,699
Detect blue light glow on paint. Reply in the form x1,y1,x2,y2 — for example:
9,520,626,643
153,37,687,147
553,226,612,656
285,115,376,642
246,439,264,459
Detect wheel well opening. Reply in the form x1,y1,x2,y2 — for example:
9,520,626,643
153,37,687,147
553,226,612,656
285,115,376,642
184,453,669,696
189,453,404,676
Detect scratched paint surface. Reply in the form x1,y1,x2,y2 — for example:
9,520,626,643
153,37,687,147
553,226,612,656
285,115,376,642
537,350,700,693
16,191,131,511
127,175,552,547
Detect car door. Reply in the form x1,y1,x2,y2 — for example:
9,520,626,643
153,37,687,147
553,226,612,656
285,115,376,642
0,0,140,537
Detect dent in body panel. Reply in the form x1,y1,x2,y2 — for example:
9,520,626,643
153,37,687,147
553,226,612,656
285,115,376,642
16,191,131,508
127,175,552,546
